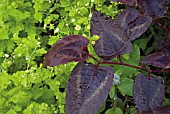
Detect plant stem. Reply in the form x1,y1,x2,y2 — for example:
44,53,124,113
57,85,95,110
88,54,170,74
153,19,170,33
88,53,100,63
114,48,123,63
123,95,128,108
100,61,150,72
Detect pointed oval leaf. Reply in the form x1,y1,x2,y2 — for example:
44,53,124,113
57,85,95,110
140,52,170,69
157,39,170,56
43,35,89,67
66,62,114,114
115,7,152,41
91,10,132,60
133,74,165,111
111,0,137,6
137,0,167,18
141,39,170,68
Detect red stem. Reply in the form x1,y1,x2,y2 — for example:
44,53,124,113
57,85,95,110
88,54,100,63
100,61,150,72
114,48,123,63
88,54,170,74
153,19,170,33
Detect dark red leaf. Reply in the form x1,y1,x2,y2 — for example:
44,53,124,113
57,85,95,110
66,62,114,114
133,74,165,111
114,7,152,41
111,0,137,6
91,10,132,60
137,0,168,18
43,35,89,67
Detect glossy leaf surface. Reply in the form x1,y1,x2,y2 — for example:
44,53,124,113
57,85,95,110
137,0,167,18
111,0,137,6
43,35,89,67
133,74,165,111
114,7,152,41
66,62,114,114
91,10,132,60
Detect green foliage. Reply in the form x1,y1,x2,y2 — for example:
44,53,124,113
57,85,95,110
0,0,121,113
105,107,123,114
109,86,116,99
2,0,169,113
118,78,134,96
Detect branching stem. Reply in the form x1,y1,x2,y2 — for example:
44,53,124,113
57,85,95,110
88,54,170,75
100,61,150,72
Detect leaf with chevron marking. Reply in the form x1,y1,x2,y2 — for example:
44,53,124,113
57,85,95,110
133,74,165,111
91,10,132,60
43,35,89,67
114,7,152,41
66,62,114,114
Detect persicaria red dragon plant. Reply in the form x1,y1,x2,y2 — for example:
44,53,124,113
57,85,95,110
43,0,170,114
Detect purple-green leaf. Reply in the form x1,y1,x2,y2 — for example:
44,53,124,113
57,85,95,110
43,35,89,67
133,74,165,111
66,62,114,114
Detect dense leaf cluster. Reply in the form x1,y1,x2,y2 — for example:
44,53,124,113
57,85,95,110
44,0,170,114
1,0,114,113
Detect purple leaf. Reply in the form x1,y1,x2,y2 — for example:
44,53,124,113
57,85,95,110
137,106,170,114
91,10,132,60
66,62,114,114
153,106,170,114
111,0,137,6
141,39,170,68
137,0,168,18
43,35,89,67
133,74,165,111
141,52,170,69
114,7,152,41
164,0,170,4
157,39,170,56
